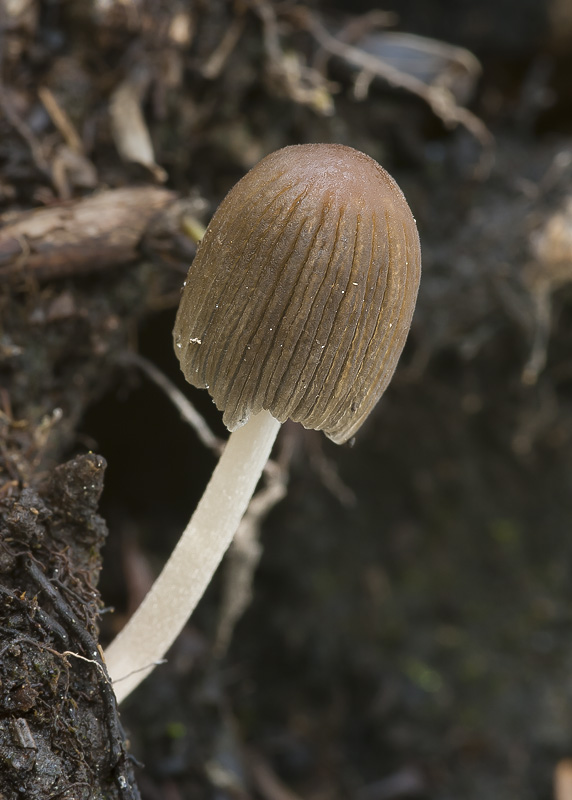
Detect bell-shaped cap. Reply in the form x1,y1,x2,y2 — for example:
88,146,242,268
174,143,421,444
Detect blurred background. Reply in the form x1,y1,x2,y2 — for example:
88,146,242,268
2,0,572,798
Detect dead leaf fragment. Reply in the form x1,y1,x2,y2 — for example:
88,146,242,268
109,67,167,182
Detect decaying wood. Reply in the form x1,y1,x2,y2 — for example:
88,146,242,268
0,187,176,283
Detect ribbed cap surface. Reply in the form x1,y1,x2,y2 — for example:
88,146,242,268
174,143,421,443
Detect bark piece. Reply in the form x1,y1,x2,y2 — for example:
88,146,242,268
0,186,175,282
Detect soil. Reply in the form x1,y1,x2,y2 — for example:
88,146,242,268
1,1,572,799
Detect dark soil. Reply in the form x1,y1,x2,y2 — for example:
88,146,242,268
1,1,572,799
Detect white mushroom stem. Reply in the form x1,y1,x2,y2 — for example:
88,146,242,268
104,410,281,704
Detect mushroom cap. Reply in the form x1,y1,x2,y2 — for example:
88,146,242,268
174,143,421,444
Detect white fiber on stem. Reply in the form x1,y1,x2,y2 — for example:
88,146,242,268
104,410,281,704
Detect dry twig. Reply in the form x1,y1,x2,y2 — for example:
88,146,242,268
304,12,491,142
0,84,51,177
248,0,336,115
38,86,84,153
202,14,246,79
117,351,223,454
214,458,288,657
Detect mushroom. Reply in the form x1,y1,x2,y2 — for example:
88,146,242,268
104,143,421,703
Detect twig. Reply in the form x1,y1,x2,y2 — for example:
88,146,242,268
38,86,84,153
214,457,288,658
521,280,551,385
248,748,305,800
0,84,51,177
117,351,223,455
248,0,336,114
312,9,398,75
307,432,356,507
202,15,246,79
25,560,128,786
300,9,494,171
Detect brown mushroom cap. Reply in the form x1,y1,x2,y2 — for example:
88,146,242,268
174,143,421,444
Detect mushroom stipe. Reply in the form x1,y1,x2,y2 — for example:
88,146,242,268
104,143,421,703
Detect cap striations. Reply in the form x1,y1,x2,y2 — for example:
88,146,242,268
174,143,421,444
